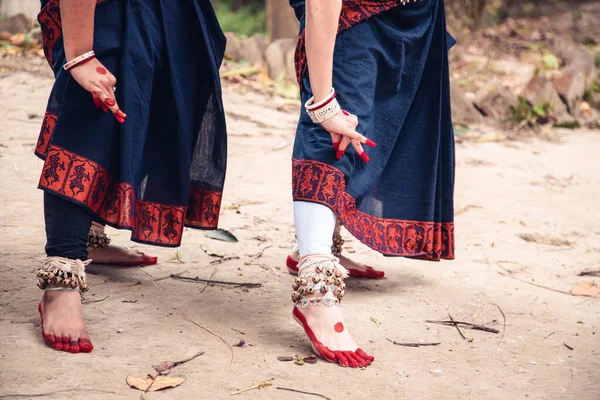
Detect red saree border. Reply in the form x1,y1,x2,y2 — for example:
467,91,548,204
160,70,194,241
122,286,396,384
39,144,222,247
294,0,402,90
292,159,454,260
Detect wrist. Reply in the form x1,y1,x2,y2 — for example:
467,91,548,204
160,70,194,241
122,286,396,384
305,88,340,124
65,46,94,62
313,87,334,103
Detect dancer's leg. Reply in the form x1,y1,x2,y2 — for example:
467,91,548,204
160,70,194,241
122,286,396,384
40,192,93,353
292,201,374,368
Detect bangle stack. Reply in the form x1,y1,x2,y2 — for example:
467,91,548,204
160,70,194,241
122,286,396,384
63,50,96,72
305,87,341,124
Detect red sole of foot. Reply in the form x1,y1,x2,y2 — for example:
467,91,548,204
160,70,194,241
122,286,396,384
286,256,385,279
100,254,158,267
38,302,93,353
292,307,373,367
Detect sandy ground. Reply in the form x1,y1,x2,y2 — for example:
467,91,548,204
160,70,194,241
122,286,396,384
0,67,599,400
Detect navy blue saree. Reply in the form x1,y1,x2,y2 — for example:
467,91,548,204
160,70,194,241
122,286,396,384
36,0,227,247
290,0,455,260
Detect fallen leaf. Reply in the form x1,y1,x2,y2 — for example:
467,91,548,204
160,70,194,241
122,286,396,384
370,317,381,327
303,356,318,364
126,375,185,392
570,281,600,297
277,356,294,362
294,354,305,365
206,228,239,243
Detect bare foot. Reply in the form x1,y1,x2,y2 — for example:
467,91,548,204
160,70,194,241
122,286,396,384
88,244,157,266
292,259,374,368
287,250,384,279
39,290,93,353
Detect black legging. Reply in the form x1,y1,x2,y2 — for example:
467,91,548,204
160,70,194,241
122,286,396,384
44,192,92,260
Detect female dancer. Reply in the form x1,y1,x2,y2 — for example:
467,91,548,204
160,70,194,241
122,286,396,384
289,0,455,368
35,0,227,353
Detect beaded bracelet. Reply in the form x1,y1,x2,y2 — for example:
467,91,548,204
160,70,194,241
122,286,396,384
305,87,341,124
63,50,96,72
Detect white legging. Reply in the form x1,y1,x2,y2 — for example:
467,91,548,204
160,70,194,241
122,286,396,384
293,201,336,257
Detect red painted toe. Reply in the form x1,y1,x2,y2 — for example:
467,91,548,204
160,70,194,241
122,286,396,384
343,351,359,368
79,338,94,353
141,254,158,265
286,255,299,275
54,342,63,351
70,341,80,354
355,348,374,363
333,351,350,367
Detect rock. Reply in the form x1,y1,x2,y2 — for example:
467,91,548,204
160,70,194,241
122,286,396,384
239,34,268,66
265,38,296,80
0,13,31,36
224,32,242,62
551,38,598,87
552,70,585,111
285,48,297,85
474,79,519,120
522,76,573,123
450,80,484,125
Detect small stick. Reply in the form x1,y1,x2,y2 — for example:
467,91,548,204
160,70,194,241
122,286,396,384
137,266,159,289
563,343,574,351
578,270,600,277
544,331,556,339
276,387,332,400
172,351,205,368
496,264,572,296
490,303,507,344
82,295,110,304
0,389,117,398
201,267,218,293
448,314,466,340
369,335,385,343
210,256,240,265
171,274,262,288
425,320,500,334
386,338,441,347
231,379,274,395
181,313,234,366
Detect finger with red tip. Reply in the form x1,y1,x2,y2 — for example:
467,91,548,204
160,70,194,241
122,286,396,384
365,139,377,147
333,351,350,367
342,110,350,116
355,348,375,363
79,338,94,353
335,150,344,160
333,141,341,151
101,103,108,113
92,96,102,109
358,151,370,163
348,351,368,368
343,351,360,368
337,136,351,159
104,98,116,107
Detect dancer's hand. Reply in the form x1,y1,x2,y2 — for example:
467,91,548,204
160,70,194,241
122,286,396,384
322,110,375,162
69,58,127,123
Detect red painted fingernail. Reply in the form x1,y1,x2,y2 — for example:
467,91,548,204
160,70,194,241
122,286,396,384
336,150,344,160
92,97,102,109
342,110,349,116
359,152,370,163
102,104,108,112
115,109,127,119
366,139,376,147
116,116,126,124
104,98,115,107
333,141,341,151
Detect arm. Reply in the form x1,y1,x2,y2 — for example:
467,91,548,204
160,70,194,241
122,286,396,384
304,0,374,161
59,0,126,123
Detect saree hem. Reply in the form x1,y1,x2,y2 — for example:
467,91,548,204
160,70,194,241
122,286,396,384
293,159,454,261
39,145,222,247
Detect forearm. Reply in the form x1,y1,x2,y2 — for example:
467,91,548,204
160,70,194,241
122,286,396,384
305,0,341,102
60,0,96,60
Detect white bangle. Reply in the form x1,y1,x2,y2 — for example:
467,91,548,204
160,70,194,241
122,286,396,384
63,50,96,71
305,88,341,124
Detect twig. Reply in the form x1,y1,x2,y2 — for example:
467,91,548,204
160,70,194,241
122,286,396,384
82,295,110,304
210,256,240,265
276,387,332,400
369,335,385,343
426,320,500,334
201,268,218,293
231,379,273,395
386,338,441,347
137,266,159,289
578,270,600,277
563,343,574,351
0,389,117,398
544,331,556,339
180,312,234,366
490,303,507,344
448,313,466,340
171,274,261,288
154,351,205,375
496,264,572,296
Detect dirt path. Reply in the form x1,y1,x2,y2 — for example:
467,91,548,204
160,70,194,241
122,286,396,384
0,70,599,400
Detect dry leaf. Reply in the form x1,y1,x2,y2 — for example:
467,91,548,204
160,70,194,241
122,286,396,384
126,375,185,392
277,356,293,362
570,281,600,297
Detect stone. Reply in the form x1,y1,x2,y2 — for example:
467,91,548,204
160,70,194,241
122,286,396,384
0,13,31,36
552,70,586,111
450,80,484,125
239,34,268,66
522,76,572,123
474,79,519,121
552,38,598,87
264,38,296,80
285,48,297,86
224,32,242,62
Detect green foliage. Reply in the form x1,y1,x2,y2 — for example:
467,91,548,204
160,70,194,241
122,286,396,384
554,121,580,129
0,13,7,23
513,97,549,125
213,0,266,37
513,97,532,121
542,54,559,70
